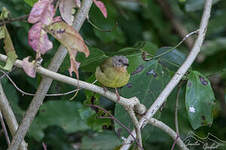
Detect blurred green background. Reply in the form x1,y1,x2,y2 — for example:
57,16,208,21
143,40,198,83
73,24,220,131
0,0,226,149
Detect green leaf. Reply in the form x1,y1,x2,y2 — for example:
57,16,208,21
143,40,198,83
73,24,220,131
90,0,126,44
134,41,158,56
0,26,5,39
200,38,226,56
0,26,18,71
156,47,186,71
29,100,93,141
185,71,215,129
80,131,121,150
0,7,9,19
0,8,17,71
115,60,172,138
24,0,38,7
77,47,108,72
43,126,74,150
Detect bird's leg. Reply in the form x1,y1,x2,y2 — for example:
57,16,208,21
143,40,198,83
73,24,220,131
115,88,120,101
102,85,108,93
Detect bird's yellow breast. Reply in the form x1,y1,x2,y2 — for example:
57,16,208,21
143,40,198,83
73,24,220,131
95,66,130,88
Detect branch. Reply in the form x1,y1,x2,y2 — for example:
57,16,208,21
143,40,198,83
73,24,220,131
0,15,28,26
0,54,141,108
120,0,213,149
127,108,143,150
0,82,27,150
7,0,93,150
146,118,187,150
88,104,141,148
0,70,93,97
0,111,10,145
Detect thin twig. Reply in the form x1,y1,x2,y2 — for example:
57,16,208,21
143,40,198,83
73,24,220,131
0,82,27,150
171,135,179,150
120,0,213,149
0,54,141,108
0,111,10,145
0,15,28,26
127,108,143,150
0,70,96,97
88,104,142,149
145,30,199,60
42,142,47,150
7,1,94,150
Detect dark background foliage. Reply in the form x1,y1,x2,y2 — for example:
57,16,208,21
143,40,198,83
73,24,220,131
0,0,226,149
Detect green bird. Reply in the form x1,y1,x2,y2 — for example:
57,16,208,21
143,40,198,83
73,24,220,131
95,56,130,99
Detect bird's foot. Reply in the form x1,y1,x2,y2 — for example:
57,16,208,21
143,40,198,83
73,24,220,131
103,86,108,93
115,88,120,101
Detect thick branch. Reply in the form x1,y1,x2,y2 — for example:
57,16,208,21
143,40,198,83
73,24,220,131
0,82,27,150
0,111,10,145
127,108,143,150
120,0,213,149
7,1,93,150
0,54,141,108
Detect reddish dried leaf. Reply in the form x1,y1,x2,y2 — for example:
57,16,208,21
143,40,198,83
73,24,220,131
68,51,80,78
94,0,107,18
44,21,89,79
59,0,76,25
28,22,53,54
44,21,89,57
28,0,55,25
22,57,36,78
52,16,62,23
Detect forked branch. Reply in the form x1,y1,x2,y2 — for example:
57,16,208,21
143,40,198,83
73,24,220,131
120,0,213,149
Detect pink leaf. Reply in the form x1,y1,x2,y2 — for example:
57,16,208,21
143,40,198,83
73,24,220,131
28,0,55,25
28,22,53,54
93,0,107,18
75,0,81,8
59,0,76,25
22,57,36,78
52,16,62,23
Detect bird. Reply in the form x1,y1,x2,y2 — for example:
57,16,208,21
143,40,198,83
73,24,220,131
95,56,130,100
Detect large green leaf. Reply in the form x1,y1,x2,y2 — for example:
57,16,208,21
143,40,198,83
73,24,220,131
42,126,74,150
185,71,215,129
80,130,121,150
77,47,108,72
157,47,186,71
24,0,37,7
114,60,172,138
29,100,94,141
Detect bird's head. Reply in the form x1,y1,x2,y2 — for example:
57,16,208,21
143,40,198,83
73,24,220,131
112,56,129,71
